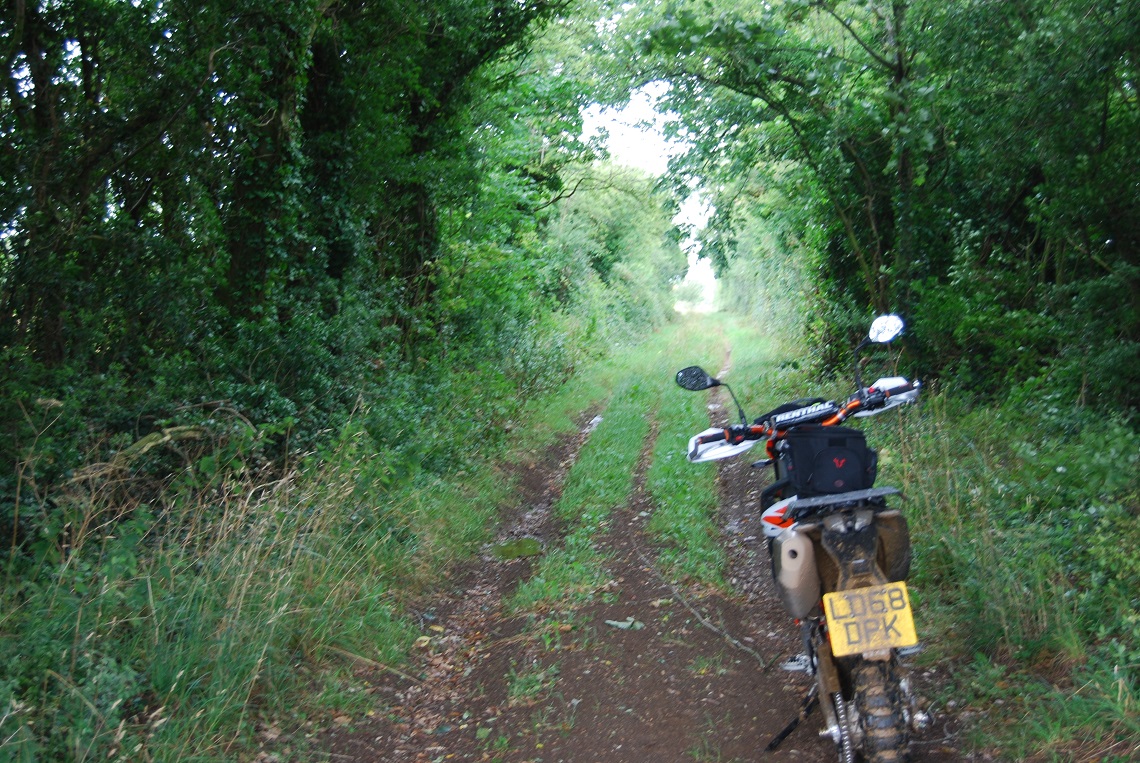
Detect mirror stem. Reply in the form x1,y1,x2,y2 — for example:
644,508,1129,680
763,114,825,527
854,341,867,395
722,382,749,425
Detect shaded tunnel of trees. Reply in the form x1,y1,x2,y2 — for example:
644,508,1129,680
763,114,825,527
2,2,1139,759
2,0,1138,556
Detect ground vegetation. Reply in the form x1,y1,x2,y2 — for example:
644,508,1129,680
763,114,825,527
2,0,1138,759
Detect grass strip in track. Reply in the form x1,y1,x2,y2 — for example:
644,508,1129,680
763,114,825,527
643,314,811,587
644,314,733,585
510,374,655,611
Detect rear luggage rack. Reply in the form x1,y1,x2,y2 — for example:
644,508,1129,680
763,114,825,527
787,486,901,514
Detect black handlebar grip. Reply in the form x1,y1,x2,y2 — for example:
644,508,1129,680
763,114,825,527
690,429,727,459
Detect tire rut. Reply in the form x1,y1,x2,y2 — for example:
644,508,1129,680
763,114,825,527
310,384,965,762
313,412,601,762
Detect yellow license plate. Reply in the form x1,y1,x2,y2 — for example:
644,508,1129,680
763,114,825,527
823,581,918,657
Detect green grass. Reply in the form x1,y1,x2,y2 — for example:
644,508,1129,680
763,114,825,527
0,450,429,761
644,314,821,586
645,315,731,585
7,309,1136,761
863,384,1140,759
506,660,560,706
510,373,654,611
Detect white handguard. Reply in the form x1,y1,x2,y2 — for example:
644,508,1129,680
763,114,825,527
854,377,921,417
687,427,760,463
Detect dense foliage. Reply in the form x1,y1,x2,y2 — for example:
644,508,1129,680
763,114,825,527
613,0,1139,410
0,0,683,535
3,0,1138,757
0,3,687,756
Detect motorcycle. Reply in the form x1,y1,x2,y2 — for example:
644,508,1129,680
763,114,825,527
675,315,924,763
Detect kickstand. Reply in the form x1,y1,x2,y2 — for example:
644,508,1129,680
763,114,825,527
765,683,819,752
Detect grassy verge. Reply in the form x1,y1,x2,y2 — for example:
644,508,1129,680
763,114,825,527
0,426,514,761
0,333,657,760
879,392,1140,759
8,305,1133,761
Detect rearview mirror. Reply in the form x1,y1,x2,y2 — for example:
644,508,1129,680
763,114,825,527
676,366,720,391
868,314,904,344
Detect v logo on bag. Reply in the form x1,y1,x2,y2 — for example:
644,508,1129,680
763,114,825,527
833,457,847,468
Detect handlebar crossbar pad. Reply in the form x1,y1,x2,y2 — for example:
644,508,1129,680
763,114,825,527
755,398,827,425
764,400,840,428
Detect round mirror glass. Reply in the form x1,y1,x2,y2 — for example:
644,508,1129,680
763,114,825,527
676,366,719,391
868,314,904,343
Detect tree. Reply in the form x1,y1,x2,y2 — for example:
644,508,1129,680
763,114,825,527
596,0,1140,406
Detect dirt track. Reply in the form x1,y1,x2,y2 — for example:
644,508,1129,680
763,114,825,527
314,405,967,762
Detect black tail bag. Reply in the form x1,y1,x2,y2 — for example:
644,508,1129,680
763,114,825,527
762,425,878,508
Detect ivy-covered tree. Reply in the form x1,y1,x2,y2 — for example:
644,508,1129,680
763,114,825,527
1,0,692,541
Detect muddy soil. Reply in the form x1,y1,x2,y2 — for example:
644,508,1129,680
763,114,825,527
311,405,969,762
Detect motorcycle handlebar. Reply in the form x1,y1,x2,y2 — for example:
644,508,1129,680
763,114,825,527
823,379,921,425
694,429,727,447
692,379,919,448
858,379,919,404
693,424,770,447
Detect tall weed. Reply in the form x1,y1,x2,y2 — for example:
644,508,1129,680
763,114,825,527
873,387,1140,754
0,417,509,760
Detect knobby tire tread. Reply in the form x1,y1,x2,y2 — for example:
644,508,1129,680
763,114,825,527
853,658,910,763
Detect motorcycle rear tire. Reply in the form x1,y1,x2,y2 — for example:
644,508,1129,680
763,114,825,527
853,657,910,762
